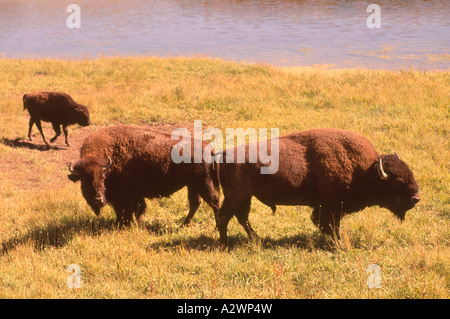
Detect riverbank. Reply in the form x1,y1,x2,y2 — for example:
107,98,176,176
0,57,448,298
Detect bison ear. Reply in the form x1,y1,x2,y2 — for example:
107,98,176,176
68,174,80,182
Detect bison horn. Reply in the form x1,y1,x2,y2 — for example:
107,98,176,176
68,161,76,174
103,157,112,170
377,158,389,180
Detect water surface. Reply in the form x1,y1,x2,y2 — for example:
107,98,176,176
0,0,449,69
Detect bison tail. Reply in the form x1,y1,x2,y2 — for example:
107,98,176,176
211,157,221,194
22,94,28,110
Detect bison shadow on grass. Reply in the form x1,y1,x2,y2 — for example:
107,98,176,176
0,215,183,255
1,137,65,151
147,231,337,252
0,215,336,254
0,217,115,254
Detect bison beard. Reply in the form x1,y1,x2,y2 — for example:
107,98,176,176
68,125,220,227
217,128,420,246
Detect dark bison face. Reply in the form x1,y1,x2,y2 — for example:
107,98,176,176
68,156,112,215
376,154,420,220
76,108,91,127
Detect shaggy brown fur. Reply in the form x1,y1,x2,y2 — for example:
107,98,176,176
68,125,220,226
23,92,91,146
217,128,420,246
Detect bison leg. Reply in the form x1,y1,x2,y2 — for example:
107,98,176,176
50,123,61,143
117,198,147,225
134,198,147,222
111,201,133,227
235,198,259,242
62,125,70,146
218,197,257,247
34,119,49,146
311,205,341,239
119,208,133,227
27,118,35,141
194,183,221,229
217,198,236,247
182,187,202,226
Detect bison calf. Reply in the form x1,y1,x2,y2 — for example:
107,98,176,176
23,92,91,146
217,128,420,246
68,125,220,226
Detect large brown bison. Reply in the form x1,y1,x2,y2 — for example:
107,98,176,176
23,92,91,146
67,125,220,226
217,128,420,246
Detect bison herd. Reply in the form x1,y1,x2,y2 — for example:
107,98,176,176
23,91,420,247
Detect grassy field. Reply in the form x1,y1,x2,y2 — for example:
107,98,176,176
0,56,448,298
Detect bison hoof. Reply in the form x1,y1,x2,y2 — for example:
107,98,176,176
180,220,192,227
218,241,229,251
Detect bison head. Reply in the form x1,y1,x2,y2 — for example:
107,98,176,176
75,106,91,127
68,156,112,215
375,153,420,220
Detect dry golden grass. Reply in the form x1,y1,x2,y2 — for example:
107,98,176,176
0,56,448,298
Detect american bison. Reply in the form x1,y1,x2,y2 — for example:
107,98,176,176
23,92,91,146
67,125,220,226
217,128,420,246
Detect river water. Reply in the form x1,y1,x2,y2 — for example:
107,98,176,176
0,0,449,69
